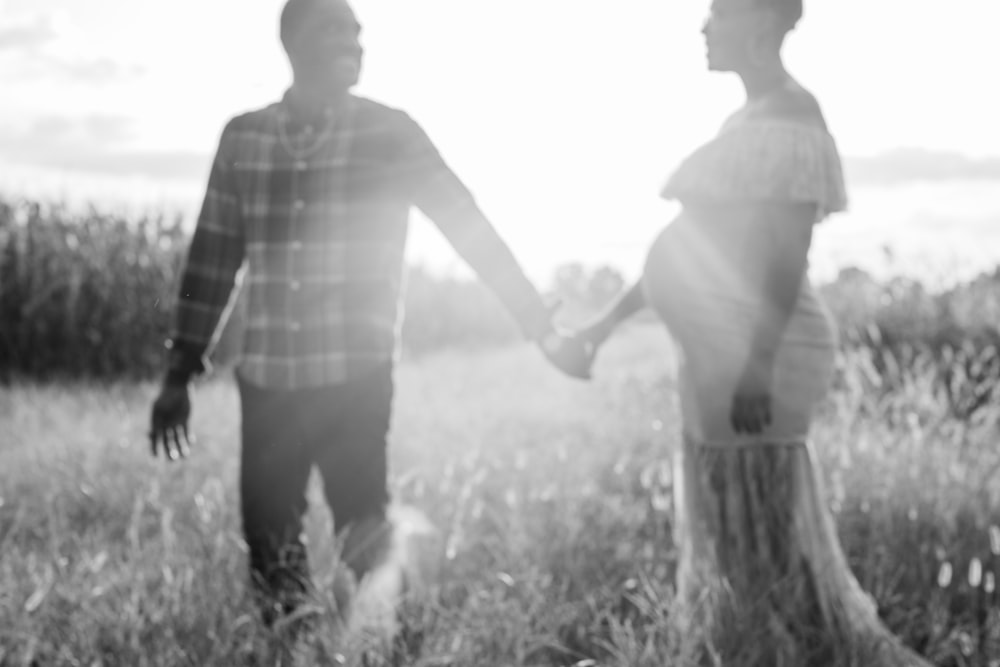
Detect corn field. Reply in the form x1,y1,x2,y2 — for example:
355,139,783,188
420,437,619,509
2,194,1000,387
0,197,521,382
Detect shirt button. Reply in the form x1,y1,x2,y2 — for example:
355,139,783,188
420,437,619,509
294,161,307,171
290,280,301,291
294,200,305,211
290,241,303,251
290,322,302,332
304,125,314,135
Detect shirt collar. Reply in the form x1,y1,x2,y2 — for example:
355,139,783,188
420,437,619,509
279,89,352,127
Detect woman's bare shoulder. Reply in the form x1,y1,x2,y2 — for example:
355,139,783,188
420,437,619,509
750,80,828,130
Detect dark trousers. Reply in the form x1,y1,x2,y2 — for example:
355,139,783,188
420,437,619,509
237,363,394,616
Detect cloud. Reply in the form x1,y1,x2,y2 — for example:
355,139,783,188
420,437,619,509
0,17,56,51
40,56,142,83
2,51,144,84
844,149,1000,186
6,114,135,146
0,115,210,182
0,13,143,83
38,151,211,182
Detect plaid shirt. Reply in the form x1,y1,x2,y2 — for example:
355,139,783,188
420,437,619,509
170,93,550,389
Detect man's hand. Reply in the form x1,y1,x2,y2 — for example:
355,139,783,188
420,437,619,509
149,382,194,460
730,356,774,435
539,330,594,381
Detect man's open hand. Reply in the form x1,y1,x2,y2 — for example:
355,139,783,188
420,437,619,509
149,383,193,460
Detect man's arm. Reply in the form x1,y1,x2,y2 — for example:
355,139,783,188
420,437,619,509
166,122,246,384
394,113,552,341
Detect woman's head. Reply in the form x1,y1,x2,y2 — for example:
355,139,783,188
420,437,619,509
702,0,802,73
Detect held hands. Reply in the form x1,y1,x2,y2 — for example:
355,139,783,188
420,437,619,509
149,381,194,460
538,329,595,380
730,356,774,435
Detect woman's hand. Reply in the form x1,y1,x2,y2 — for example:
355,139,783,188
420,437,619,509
539,330,595,380
730,356,774,435
575,319,611,353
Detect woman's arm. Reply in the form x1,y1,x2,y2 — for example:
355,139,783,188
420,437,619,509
732,201,816,434
747,202,816,366
578,280,648,349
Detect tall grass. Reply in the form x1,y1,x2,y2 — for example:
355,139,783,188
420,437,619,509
2,327,1000,665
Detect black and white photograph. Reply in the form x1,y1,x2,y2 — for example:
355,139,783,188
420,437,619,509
2,0,999,665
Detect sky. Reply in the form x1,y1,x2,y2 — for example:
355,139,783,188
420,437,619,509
2,0,1000,286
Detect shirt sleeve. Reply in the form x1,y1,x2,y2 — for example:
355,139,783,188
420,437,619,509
394,112,552,340
168,120,246,376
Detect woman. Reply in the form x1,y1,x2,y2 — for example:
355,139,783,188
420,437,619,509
575,1,931,664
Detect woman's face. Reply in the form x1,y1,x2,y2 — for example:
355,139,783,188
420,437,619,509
702,0,779,72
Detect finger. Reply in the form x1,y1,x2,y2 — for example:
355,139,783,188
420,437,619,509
731,403,744,434
753,398,767,433
152,430,166,458
740,401,753,434
172,427,186,459
178,425,192,458
149,413,161,456
170,428,183,461
744,403,760,435
164,428,178,461
752,401,766,433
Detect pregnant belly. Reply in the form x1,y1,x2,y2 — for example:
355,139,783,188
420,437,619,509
641,214,753,339
641,212,835,350
642,213,837,441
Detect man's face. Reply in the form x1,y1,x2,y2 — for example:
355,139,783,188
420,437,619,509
286,0,363,92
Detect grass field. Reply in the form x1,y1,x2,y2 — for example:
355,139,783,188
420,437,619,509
2,326,999,666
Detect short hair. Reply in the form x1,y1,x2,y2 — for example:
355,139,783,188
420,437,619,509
761,0,803,30
280,0,324,50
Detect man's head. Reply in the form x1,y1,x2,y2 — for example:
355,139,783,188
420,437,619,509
281,0,363,93
702,0,802,73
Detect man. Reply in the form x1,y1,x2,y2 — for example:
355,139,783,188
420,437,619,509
148,0,590,625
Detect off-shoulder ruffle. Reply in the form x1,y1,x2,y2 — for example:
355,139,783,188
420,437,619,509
661,120,848,221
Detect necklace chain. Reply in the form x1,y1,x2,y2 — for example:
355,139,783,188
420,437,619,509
278,111,338,161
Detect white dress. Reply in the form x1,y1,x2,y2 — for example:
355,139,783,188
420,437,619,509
642,104,931,666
